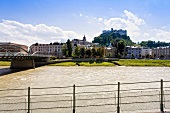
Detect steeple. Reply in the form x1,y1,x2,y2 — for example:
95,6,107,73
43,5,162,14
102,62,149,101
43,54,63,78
83,35,86,41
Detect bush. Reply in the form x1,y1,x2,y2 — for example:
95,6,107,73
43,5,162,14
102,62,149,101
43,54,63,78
50,56,57,60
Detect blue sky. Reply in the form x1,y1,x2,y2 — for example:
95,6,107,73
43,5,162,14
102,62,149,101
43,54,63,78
0,0,170,46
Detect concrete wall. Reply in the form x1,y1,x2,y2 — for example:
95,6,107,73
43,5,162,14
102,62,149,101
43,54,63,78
10,59,35,69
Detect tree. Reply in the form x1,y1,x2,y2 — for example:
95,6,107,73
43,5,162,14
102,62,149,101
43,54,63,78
140,41,147,47
139,54,142,58
97,47,105,58
62,44,67,56
145,54,150,59
80,47,85,58
85,48,92,58
131,54,135,59
154,54,156,58
66,39,72,57
92,48,97,58
160,55,164,59
117,40,125,55
74,46,80,57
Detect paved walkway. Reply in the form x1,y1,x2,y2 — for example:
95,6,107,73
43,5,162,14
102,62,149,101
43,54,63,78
142,111,170,113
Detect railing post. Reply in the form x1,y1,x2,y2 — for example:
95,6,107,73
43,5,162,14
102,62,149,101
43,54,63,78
117,82,120,113
73,84,76,113
160,79,164,112
27,87,30,113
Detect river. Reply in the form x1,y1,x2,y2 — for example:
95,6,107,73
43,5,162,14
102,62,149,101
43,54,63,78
0,66,170,89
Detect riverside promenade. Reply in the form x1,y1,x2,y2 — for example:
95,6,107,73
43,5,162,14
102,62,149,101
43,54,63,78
0,79,170,113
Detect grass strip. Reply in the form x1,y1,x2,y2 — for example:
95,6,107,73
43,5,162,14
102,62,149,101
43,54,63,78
0,61,11,66
113,59,170,67
48,61,115,66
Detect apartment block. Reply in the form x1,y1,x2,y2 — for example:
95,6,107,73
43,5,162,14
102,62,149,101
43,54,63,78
30,42,63,57
152,46,170,59
125,46,142,59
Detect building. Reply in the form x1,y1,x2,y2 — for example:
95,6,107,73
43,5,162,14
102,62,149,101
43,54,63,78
105,47,117,58
125,46,142,59
141,47,152,58
30,42,63,58
71,35,91,46
102,28,127,36
0,42,28,56
125,46,153,59
152,46,170,59
71,35,99,53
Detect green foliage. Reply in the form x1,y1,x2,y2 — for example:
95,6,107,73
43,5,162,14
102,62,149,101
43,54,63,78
66,39,72,57
131,54,135,59
80,47,85,58
92,48,97,58
74,46,80,57
85,49,92,58
96,47,105,58
117,40,125,55
50,56,57,60
139,40,170,48
62,44,67,56
92,30,133,46
76,47,105,58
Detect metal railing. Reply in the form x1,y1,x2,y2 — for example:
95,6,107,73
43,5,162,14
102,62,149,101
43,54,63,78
0,79,170,113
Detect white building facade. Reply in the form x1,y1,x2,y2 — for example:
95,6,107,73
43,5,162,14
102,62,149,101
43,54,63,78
30,42,63,57
125,46,142,59
141,47,152,58
152,46,170,59
125,46,152,59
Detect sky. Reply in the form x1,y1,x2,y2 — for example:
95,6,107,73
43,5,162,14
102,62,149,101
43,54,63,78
0,0,170,46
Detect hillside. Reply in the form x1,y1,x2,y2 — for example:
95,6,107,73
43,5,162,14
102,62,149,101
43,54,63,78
92,29,133,46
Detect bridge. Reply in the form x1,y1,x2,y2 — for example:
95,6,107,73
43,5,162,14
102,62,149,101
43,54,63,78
0,43,51,69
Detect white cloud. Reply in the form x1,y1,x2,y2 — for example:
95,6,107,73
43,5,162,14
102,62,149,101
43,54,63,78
79,13,82,17
98,18,103,22
124,10,145,26
154,29,170,41
0,20,80,46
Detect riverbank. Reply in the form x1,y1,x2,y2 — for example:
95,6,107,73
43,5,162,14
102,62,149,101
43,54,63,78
48,61,115,66
1,59,170,67
113,59,170,67
0,61,11,66
48,59,170,67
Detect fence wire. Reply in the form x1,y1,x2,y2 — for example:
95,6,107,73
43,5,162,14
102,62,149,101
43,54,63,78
0,80,170,113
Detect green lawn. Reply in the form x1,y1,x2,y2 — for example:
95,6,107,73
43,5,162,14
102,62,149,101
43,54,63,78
113,59,170,67
2,59,169,67
48,62,77,66
48,61,115,66
78,62,115,66
0,61,11,66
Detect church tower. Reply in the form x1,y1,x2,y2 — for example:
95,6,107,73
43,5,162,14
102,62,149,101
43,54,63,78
83,35,86,41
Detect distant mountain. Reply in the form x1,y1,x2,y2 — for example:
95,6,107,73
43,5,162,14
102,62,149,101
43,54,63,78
92,28,133,47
